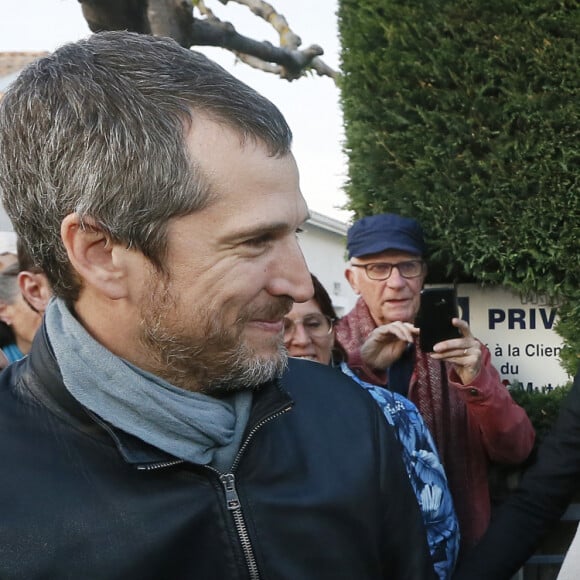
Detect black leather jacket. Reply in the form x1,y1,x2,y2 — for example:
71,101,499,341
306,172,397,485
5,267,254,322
0,324,435,580
454,370,580,579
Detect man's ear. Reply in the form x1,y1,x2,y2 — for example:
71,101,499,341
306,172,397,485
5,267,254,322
17,272,52,314
60,214,129,300
345,267,360,295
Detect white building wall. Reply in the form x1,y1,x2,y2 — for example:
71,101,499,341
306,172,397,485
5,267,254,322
298,211,358,317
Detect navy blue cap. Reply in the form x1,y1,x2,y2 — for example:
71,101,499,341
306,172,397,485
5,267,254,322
347,213,426,259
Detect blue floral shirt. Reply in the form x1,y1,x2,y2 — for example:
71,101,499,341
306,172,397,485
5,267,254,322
340,362,460,579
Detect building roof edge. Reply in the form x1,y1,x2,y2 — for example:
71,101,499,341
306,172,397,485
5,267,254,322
306,210,349,236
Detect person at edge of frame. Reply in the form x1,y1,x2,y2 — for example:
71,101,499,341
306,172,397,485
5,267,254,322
454,368,580,580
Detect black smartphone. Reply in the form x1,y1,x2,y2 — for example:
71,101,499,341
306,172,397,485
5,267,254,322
416,287,462,352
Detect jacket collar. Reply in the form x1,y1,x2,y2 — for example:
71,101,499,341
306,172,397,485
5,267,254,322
21,320,293,467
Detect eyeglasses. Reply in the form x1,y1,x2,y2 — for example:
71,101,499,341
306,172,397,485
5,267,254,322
283,313,334,341
351,260,425,281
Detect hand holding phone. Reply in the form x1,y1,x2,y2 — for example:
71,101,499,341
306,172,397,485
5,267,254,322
416,287,462,352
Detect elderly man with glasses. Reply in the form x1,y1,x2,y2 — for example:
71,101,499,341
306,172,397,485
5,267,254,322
336,213,534,558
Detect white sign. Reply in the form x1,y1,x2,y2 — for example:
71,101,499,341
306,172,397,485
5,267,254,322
455,284,569,390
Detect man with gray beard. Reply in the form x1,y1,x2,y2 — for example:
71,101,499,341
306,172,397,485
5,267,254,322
0,31,435,579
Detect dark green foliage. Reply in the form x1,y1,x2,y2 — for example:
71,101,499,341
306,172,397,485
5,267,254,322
490,382,573,506
555,292,580,376
509,382,573,443
338,0,579,374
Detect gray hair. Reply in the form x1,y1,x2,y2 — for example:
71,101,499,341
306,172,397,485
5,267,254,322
0,31,292,302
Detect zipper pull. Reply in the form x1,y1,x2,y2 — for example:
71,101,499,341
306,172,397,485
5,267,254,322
220,473,241,510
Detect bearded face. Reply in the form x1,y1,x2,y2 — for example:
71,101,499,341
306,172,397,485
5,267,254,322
139,270,291,394
131,121,312,395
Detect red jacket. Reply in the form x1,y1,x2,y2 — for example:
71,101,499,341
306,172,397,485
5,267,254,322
336,298,535,552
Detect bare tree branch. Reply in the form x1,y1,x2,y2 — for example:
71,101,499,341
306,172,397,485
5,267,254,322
209,0,338,80
79,0,151,34
147,0,193,47
190,18,327,80
77,0,338,82
223,0,302,49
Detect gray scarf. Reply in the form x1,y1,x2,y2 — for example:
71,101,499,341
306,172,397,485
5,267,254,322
45,298,252,472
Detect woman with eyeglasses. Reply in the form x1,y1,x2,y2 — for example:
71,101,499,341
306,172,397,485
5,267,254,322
284,273,460,580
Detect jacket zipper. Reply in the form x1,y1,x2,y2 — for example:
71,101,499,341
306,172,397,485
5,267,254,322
138,460,262,579
230,406,291,472
217,405,292,580
136,404,292,580
137,459,184,471
219,473,260,580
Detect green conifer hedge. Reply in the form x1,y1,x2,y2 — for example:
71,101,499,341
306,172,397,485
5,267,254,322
338,0,579,375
